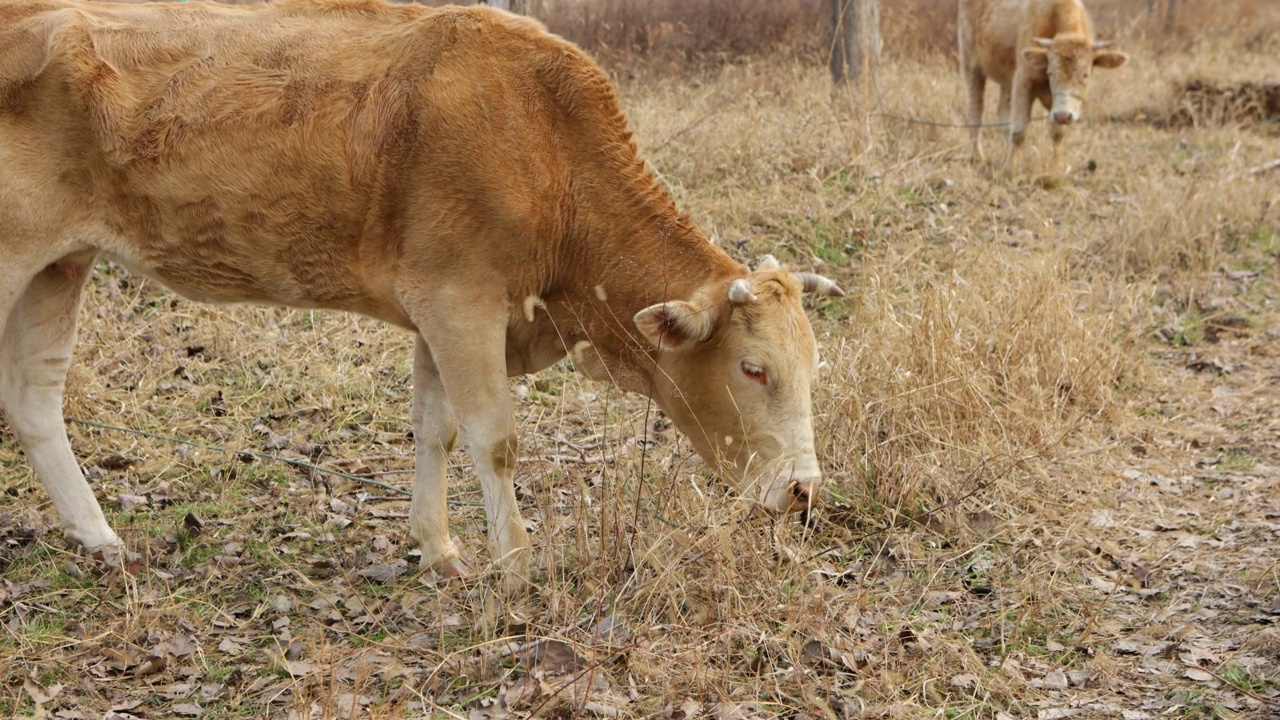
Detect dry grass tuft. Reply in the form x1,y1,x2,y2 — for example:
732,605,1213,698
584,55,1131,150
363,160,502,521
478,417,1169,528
824,254,1131,514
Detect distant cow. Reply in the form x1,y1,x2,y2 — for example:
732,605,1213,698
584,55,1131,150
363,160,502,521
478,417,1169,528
958,0,1128,173
0,0,843,591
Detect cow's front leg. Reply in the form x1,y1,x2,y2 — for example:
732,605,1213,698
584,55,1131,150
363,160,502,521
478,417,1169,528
407,289,531,593
997,84,1011,127
1,258,118,555
408,336,470,578
964,68,987,161
1049,122,1068,175
1006,76,1032,175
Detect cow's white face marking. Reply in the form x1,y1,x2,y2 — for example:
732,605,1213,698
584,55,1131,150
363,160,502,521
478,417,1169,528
1024,36,1128,126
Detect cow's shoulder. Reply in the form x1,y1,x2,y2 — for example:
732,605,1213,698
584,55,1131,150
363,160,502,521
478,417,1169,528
0,2,84,112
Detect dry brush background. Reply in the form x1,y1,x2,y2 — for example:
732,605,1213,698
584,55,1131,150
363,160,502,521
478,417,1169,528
2,0,1280,718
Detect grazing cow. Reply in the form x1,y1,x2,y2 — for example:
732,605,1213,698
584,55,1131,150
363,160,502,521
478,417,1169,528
958,0,1128,173
0,0,843,590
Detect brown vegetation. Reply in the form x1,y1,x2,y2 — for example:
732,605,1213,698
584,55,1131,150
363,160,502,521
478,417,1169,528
446,0,1280,72
3,0,1280,718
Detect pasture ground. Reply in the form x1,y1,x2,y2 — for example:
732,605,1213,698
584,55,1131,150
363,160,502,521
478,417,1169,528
2,22,1280,720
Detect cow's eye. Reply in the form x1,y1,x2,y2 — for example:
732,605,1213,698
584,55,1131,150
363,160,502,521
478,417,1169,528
740,361,767,385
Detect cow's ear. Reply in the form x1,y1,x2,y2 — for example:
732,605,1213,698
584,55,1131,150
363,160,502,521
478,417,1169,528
634,301,714,351
1093,50,1128,69
1021,47,1049,70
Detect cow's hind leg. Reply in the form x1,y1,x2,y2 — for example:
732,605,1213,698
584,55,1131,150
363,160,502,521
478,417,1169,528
408,335,471,578
0,254,118,552
406,288,531,592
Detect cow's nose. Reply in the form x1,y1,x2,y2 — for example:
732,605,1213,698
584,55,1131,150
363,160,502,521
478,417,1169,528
1052,110,1074,125
790,480,819,511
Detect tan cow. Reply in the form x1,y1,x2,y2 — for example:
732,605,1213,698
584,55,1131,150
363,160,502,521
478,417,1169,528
958,0,1128,173
0,0,842,590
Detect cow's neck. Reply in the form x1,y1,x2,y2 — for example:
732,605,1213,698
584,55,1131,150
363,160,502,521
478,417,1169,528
556,180,740,394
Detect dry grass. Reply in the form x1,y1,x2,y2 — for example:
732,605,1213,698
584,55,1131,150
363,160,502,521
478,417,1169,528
415,0,1280,72
4,2,1280,718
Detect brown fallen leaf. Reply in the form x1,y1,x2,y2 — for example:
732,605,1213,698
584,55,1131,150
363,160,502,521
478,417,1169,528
217,638,247,654
24,676,63,705
967,510,996,533
280,658,320,677
670,697,703,719
800,639,827,668
924,590,963,606
950,674,977,689
335,694,371,715
132,655,167,677
1041,670,1069,689
358,561,408,583
591,614,630,647
154,634,198,658
283,638,304,662
98,453,139,470
522,639,583,674
117,494,148,511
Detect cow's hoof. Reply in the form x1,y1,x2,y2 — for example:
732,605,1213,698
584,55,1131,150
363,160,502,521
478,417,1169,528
423,554,472,583
66,527,122,553
1033,173,1064,189
438,557,472,578
75,536,126,565
417,540,473,584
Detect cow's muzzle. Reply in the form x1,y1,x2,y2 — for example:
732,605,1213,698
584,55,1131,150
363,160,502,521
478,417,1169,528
789,479,820,512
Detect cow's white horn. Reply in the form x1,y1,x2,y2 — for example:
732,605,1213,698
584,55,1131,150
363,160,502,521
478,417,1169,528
793,272,846,298
1033,37,1052,47
1092,40,1112,50
728,278,757,304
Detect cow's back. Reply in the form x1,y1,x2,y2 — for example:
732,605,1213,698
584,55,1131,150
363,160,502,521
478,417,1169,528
0,0,607,324
959,0,1024,85
1021,0,1094,44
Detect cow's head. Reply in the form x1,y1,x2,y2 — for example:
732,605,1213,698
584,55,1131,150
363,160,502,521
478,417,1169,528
627,256,843,515
1022,36,1127,126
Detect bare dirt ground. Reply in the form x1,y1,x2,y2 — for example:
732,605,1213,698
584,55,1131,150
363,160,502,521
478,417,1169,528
3,34,1280,720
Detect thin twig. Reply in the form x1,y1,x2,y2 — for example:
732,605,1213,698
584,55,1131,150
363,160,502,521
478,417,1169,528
652,108,719,153
1221,157,1280,184
1200,665,1280,710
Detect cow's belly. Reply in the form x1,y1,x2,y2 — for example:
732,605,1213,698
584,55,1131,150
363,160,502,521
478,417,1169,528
94,202,414,328
103,212,357,302
90,151,406,316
